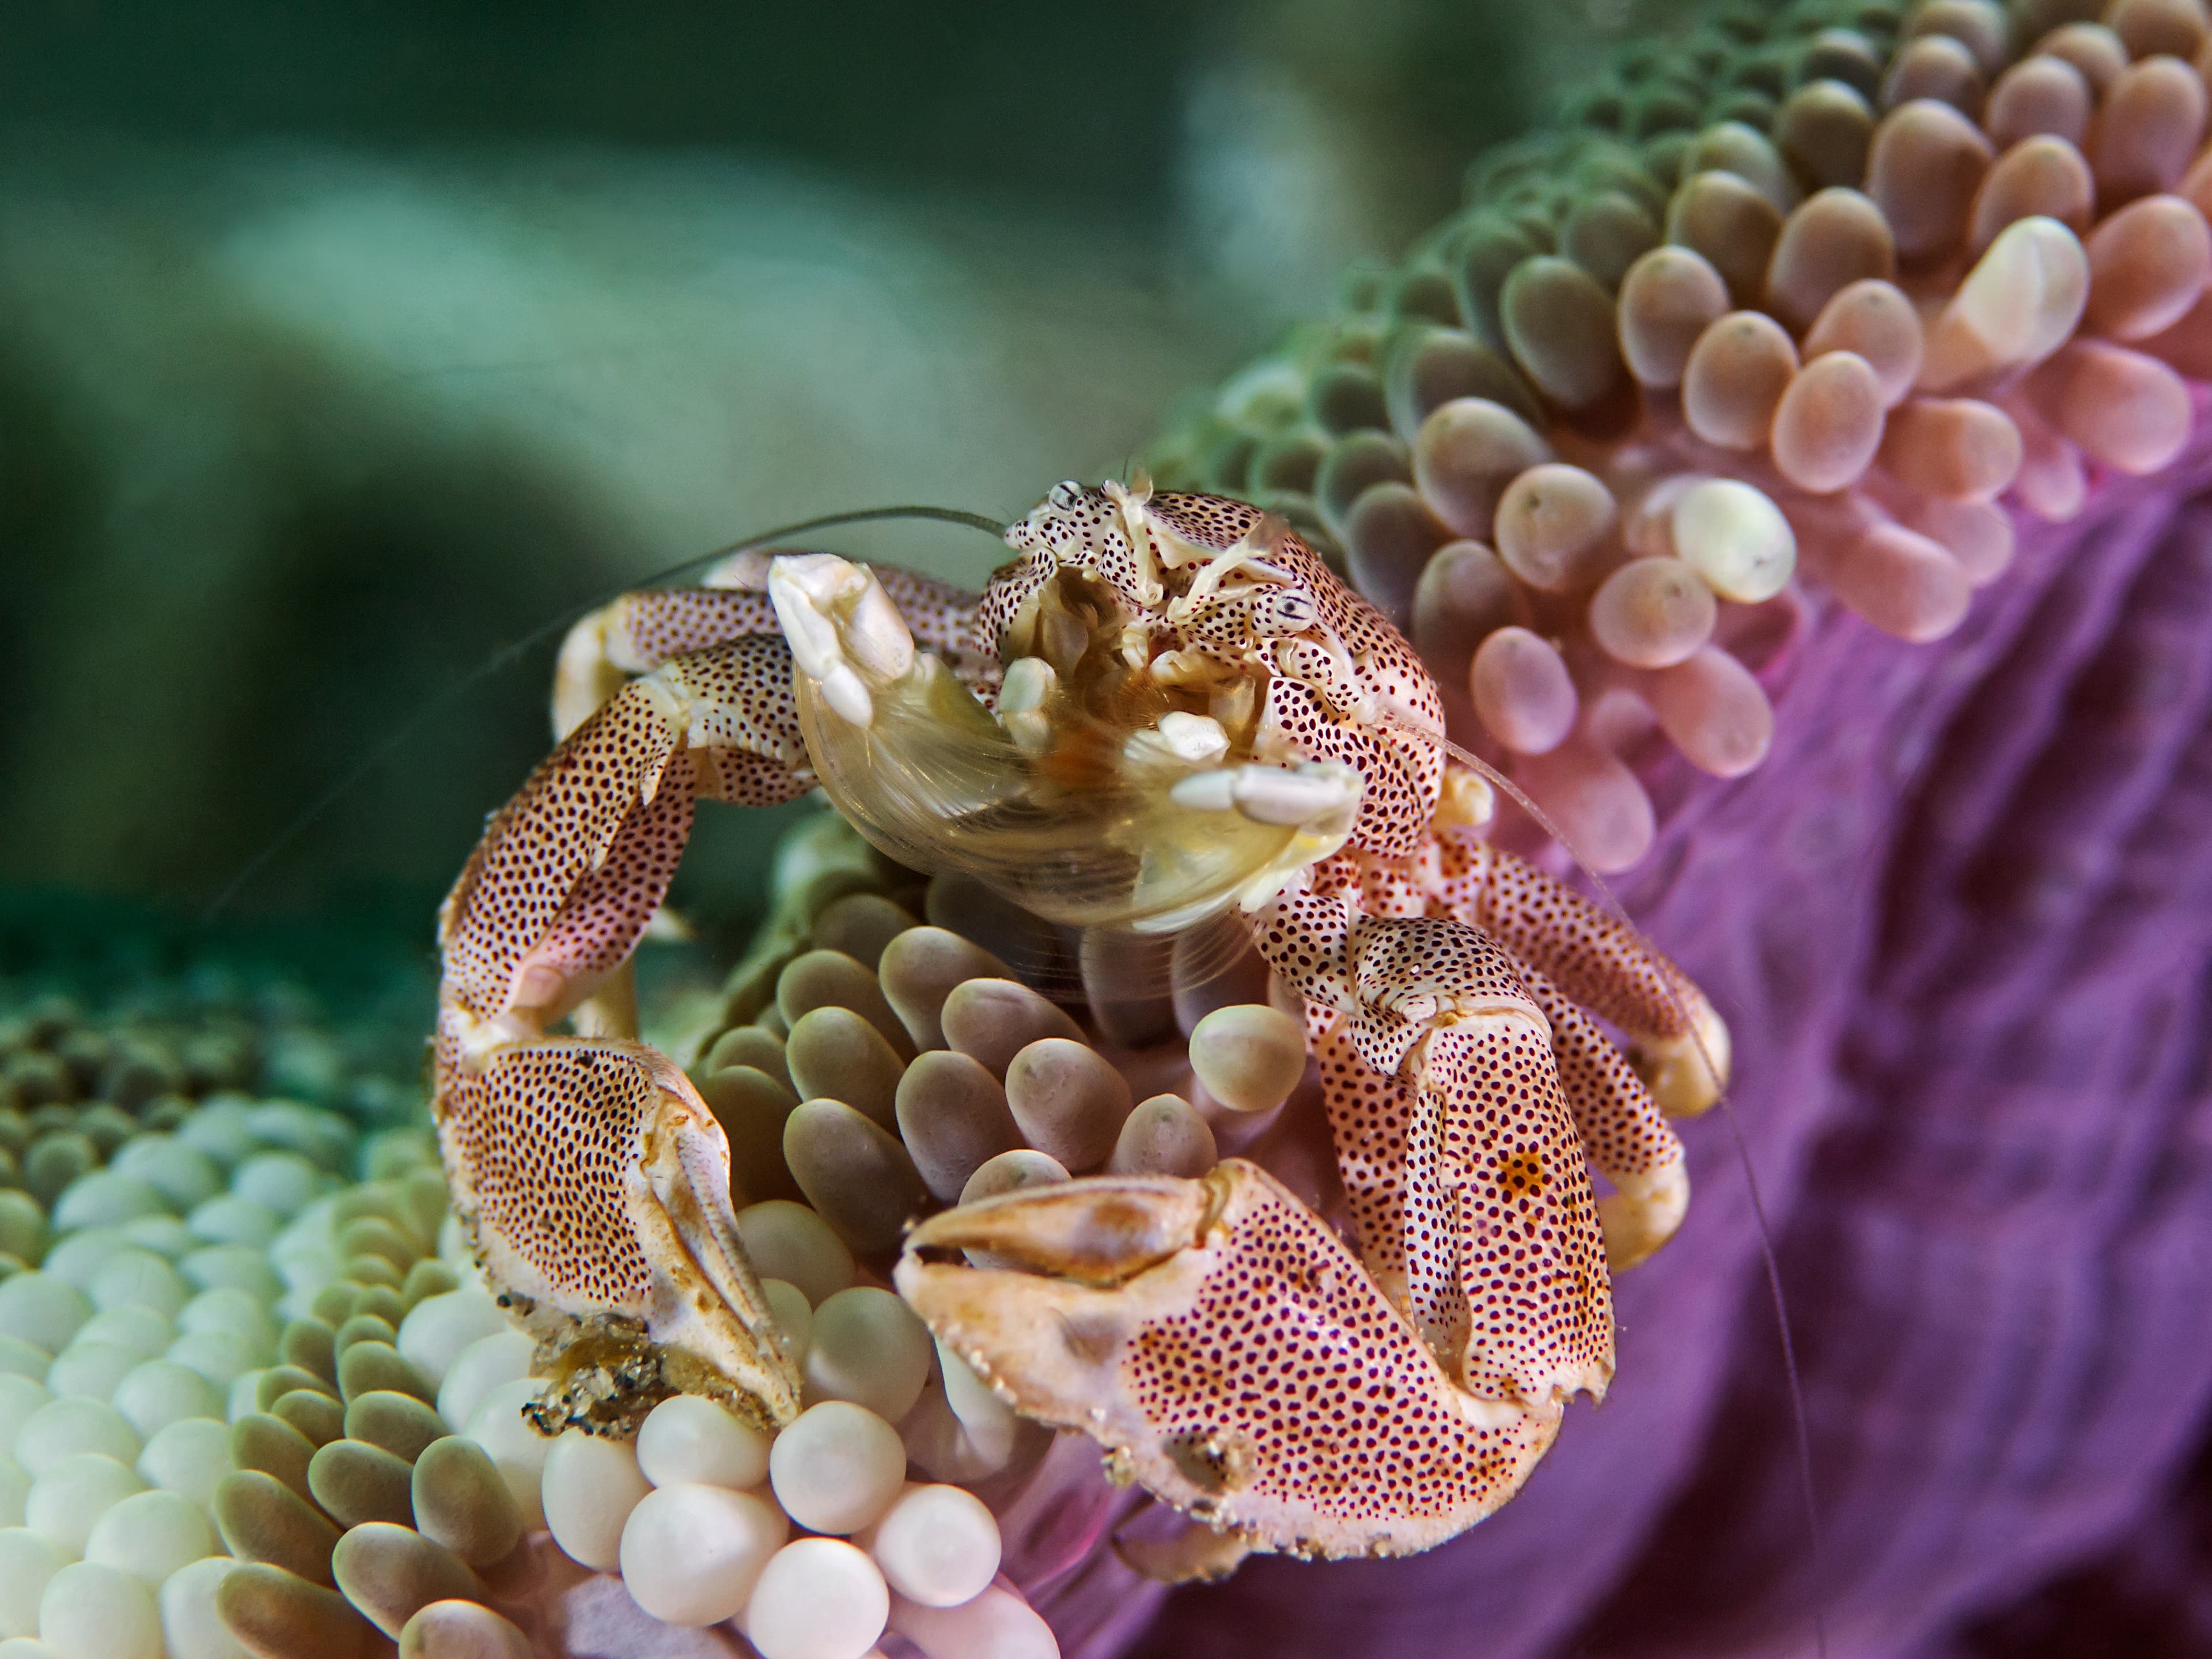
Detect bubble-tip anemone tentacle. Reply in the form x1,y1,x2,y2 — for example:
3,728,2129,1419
1150,0,2212,870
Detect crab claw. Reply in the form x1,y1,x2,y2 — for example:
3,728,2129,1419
1167,760,1358,830
767,553,918,726
895,1159,1558,1561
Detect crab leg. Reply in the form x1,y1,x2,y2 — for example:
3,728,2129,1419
1433,839,1732,1117
435,635,825,1428
553,569,989,740
553,588,779,738
895,1161,1559,1559
1310,1028,1469,1371
1516,967,1688,1270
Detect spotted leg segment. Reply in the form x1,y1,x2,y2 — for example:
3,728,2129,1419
1518,967,1688,1271
444,637,816,1041
1435,840,1731,1118
1312,1029,1469,1380
552,588,778,739
435,634,824,1429
894,1161,1558,1560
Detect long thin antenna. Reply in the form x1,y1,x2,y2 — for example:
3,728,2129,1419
201,503,1009,923
1380,711,1828,1659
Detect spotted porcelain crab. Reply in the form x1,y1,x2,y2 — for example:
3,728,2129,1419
431,480,1728,1561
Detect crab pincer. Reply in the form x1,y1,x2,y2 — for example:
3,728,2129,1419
896,1159,1560,1560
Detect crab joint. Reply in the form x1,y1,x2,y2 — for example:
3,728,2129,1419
443,1006,541,1073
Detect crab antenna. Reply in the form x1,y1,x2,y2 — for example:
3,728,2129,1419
202,503,1012,922
647,505,1010,589
1378,707,1828,1659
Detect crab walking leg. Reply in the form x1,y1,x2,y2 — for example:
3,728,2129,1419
442,636,816,1036
553,588,779,738
544,588,785,1036
546,586,810,1020
435,632,821,1427
895,1162,1560,1559
1433,839,1732,1116
1517,966,1689,1271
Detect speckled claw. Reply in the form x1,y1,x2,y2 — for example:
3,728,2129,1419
896,1159,1559,1562
900,1172,1211,1286
440,1035,804,1433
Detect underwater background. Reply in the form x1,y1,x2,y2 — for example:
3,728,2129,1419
3,1,2212,1656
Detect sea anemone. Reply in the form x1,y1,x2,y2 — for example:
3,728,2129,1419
1120,2,2212,1653
1146,0,2212,880
0,982,449,1658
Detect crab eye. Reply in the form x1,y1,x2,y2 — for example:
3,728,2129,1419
1047,480,1084,511
1253,592,1319,637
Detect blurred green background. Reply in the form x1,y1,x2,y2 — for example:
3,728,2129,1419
0,0,1664,973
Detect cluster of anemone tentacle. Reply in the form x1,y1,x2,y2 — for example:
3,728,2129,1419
1151,0,2212,868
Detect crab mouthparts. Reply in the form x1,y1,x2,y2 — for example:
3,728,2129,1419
774,555,1365,934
